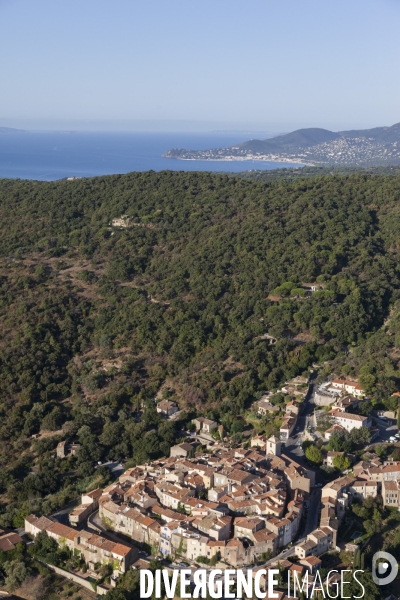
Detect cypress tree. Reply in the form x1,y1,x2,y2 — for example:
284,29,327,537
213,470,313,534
353,549,360,568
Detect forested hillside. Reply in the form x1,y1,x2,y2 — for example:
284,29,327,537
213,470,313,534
0,170,400,525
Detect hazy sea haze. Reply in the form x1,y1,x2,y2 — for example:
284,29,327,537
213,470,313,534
0,131,303,180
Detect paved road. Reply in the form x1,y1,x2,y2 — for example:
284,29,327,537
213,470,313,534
305,488,321,535
51,499,79,525
282,374,318,472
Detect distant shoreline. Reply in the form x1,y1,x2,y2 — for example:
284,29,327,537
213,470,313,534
167,155,310,166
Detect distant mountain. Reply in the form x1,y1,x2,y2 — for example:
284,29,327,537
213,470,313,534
163,122,400,167
0,126,28,134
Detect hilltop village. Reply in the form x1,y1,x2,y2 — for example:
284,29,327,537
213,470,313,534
17,373,400,596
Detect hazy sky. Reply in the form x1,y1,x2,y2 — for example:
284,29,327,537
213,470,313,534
1,0,400,131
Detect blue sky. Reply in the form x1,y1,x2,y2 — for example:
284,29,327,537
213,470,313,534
1,0,400,131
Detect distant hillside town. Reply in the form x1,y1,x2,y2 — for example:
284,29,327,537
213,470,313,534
163,122,400,167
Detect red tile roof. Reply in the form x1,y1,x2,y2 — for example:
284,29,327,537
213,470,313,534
112,543,132,557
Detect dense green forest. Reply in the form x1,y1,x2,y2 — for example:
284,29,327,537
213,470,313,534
236,164,400,182
0,170,400,530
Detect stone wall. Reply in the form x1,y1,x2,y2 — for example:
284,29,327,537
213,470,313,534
38,560,108,596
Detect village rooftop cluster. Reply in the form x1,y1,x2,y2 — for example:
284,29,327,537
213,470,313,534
6,374,397,596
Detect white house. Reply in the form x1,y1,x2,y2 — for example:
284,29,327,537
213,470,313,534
331,411,371,432
157,400,178,417
330,379,364,397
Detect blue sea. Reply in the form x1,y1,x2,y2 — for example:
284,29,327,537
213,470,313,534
0,131,303,181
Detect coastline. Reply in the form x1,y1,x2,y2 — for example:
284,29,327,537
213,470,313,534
165,155,311,166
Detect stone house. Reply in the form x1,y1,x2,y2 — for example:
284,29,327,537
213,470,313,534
156,400,178,417
300,555,322,574
69,488,102,527
330,411,371,432
295,527,333,558
25,515,55,537
25,515,137,574
280,414,297,440
193,417,218,434
170,442,196,458
258,400,280,416
56,440,81,459
330,378,364,398
0,530,24,553
382,480,400,508
367,463,400,483
192,514,232,541
349,480,379,501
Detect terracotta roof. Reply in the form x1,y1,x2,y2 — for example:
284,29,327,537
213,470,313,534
234,517,263,528
175,443,194,452
332,378,363,391
47,522,76,541
383,481,399,491
207,540,226,547
112,542,132,557
157,400,177,411
227,469,253,482
0,532,23,552
302,555,322,566
226,539,242,547
325,425,345,433
25,515,54,531
289,564,305,573
253,530,278,542
332,411,368,422
0,538,17,552
25,515,37,524
84,488,102,499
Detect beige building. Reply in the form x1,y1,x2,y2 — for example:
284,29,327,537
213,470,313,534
330,378,364,397
251,434,268,449
69,488,102,527
382,480,400,508
56,440,81,459
170,442,196,458
157,400,178,417
368,463,400,483
258,400,280,416
266,435,282,457
331,411,371,432
0,530,23,553
111,215,132,228
295,527,333,558
280,414,297,439
286,400,301,415
193,417,218,434
300,555,322,574
349,480,379,501
25,515,137,573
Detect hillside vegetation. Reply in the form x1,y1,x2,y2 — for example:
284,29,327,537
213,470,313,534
0,170,400,523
